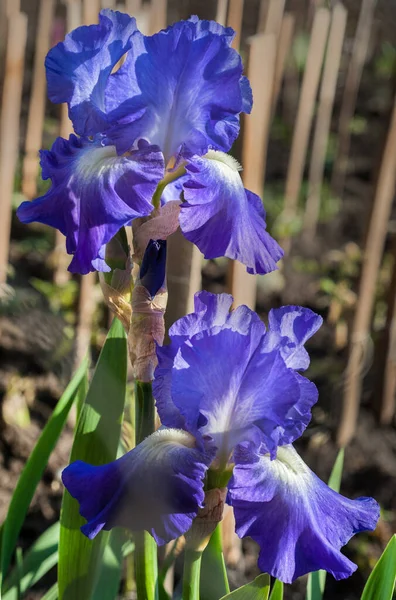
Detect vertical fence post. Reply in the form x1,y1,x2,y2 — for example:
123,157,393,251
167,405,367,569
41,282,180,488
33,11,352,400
83,0,100,25
228,33,277,309
280,7,330,255
216,0,228,26
54,0,82,286
337,96,396,446
0,12,28,285
149,0,167,35
227,0,244,50
22,0,55,201
331,0,377,198
303,3,347,238
271,12,294,111
379,240,396,425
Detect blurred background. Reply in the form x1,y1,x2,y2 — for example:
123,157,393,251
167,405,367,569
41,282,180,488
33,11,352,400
0,0,395,598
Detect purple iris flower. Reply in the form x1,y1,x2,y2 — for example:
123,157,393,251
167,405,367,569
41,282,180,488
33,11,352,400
17,9,282,274
62,291,379,582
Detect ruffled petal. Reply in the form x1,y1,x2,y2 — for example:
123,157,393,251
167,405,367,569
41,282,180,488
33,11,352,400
17,135,164,274
228,444,380,583
153,291,263,430
107,16,252,159
262,306,323,370
170,329,302,459
179,151,283,274
62,429,209,544
45,9,142,137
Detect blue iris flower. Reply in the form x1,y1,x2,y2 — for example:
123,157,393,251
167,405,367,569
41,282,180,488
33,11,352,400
62,291,379,583
17,9,282,274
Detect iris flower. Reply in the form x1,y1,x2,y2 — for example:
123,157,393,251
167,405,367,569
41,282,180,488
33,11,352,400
17,10,282,274
63,291,379,583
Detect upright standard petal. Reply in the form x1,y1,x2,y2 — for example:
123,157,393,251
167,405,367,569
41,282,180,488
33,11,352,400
179,151,283,274
62,429,209,544
262,306,323,370
228,444,380,583
107,16,252,159
154,292,319,453
170,329,301,460
17,135,164,274
45,10,143,137
153,291,263,430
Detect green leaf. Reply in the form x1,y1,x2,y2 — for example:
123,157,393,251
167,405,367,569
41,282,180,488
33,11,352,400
92,529,125,600
3,522,59,600
306,449,345,600
0,359,88,590
269,579,284,600
200,525,230,600
360,535,396,600
220,574,270,599
58,318,127,600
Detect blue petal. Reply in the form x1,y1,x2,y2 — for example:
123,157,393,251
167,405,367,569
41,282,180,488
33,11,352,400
17,135,164,274
228,444,379,583
139,239,167,298
154,291,263,430
45,10,142,137
179,152,283,274
262,306,323,370
62,429,210,544
106,16,252,159
170,329,302,460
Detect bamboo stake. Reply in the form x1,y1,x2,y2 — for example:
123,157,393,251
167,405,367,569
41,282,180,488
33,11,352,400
331,0,377,198
229,33,277,309
271,13,294,112
54,0,82,286
101,0,116,8
303,3,347,238
83,0,100,24
75,272,97,366
227,0,244,50
0,12,28,285
216,0,228,26
263,0,285,37
22,0,55,200
337,95,396,446
6,0,21,16
281,7,330,255
257,0,268,32
379,240,396,424
165,230,202,331
125,0,141,15
148,0,167,35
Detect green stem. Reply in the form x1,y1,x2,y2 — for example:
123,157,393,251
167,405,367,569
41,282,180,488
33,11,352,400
182,548,203,600
134,380,158,600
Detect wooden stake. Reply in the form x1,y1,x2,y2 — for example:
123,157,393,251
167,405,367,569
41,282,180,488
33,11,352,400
75,272,97,366
83,0,100,25
257,0,268,32
271,12,294,111
281,7,330,255
337,95,396,446
165,230,202,331
54,0,82,286
125,0,141,15
22,0,55,200
0,12,28,284
303,3,347,238
263,0,285,37
101,0,116,7
216,0,228,26
227,0,244,50
148,0,167,35
379,241,396,424
229,33,277,309
331,0,377,198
